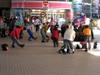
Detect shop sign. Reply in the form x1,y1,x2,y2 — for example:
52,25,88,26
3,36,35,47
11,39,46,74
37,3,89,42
43,1,49,8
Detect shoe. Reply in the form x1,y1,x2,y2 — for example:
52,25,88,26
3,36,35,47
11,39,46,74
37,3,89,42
12,45,15,48
46,38,49,42
28,39,32,41
20,44,24,48
41,40,45,43
85,49,88,52
58,49,62,54
72,51,74,54
33,37,37,40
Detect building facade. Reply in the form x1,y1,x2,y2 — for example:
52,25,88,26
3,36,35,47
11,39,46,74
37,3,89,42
0,0,100,19
11,0,73,20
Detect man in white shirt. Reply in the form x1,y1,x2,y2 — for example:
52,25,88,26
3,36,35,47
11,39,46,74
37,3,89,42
63,25,76,53
34,17,41,32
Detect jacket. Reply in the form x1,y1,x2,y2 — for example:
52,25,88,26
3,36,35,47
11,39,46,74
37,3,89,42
64,26,75,41
10,26,22,39
83,27,91,36
51,28,59,40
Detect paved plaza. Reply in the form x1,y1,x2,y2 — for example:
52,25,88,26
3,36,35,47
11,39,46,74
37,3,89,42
0,31,100,75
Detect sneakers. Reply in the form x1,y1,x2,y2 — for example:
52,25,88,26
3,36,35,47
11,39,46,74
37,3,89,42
20,44,25,48
12,45,15,48
33,37,37,40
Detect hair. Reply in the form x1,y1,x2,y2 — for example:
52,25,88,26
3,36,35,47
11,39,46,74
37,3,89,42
90,19,93,22
84,25,89,28
16,26,21,28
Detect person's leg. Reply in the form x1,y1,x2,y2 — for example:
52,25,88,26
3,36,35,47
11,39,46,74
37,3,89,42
63,39,69,53
68,40,74,53
2,28,6,37
27,29,33,41
12,37,24,47
36,25,39,32
63,40,69,49
91,29,94,40
11,37,16,48
52,39,56,47
84,36,89,52
55,39,59,47
1,28,3,37
87,36,91,50
40,29,45,42
54,40,56,47
68,40,73,49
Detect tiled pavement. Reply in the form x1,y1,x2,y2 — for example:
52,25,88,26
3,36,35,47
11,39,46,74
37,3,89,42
0,35,100,75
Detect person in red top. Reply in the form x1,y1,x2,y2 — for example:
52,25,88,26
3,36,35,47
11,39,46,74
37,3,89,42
10,26,24,48
51,24,60,47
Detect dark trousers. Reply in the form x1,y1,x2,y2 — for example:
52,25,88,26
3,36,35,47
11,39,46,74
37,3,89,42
11,37,22,47
63,39,73,51
35,25,39,32
40,29,47,42
1,28,6,37
91,29,94,40
84,36,91,50
52,38,58,47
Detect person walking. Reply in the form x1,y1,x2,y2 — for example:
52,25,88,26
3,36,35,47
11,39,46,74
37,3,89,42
82,25,91,51
51,24,60,47
26,22,37,41
40,23,49,43
63,24,76,53
10,26,24,48
89,19,96,41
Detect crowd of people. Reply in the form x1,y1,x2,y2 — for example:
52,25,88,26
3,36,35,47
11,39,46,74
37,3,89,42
0,15,98,53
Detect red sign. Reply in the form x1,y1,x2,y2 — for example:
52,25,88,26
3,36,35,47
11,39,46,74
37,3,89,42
43,1,48,7
11,1,71,9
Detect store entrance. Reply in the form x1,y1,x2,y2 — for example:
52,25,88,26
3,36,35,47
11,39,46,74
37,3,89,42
24,9,72,26
30,9,66,20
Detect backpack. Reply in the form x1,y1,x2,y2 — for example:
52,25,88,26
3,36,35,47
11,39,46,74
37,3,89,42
83,27,91,36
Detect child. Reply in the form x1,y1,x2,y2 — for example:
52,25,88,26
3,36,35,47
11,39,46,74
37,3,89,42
51,25,59,47
82,25,91,51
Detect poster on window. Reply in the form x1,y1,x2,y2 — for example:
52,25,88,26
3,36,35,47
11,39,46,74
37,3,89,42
72,0,83,13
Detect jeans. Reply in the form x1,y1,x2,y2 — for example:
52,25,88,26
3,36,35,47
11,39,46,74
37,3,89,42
63,39,74,51
27,29,35,40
